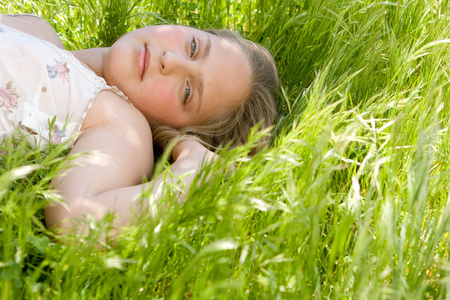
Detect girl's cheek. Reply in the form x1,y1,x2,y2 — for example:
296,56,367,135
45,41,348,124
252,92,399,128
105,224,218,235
153,79,177,108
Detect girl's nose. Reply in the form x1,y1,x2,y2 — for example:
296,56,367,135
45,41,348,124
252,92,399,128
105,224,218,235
160,51,189,75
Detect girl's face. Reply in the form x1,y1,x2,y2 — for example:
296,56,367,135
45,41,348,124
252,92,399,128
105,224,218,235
103,25,251,127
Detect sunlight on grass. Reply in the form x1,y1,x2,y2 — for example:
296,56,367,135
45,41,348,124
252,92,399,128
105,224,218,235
2,0,450,298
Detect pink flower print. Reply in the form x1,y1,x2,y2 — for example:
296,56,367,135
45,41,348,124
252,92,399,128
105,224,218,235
55,62,69,83
50,132,60,144
0,82,20,111
47,60,70,84
0,88,17,109
50,125,65,144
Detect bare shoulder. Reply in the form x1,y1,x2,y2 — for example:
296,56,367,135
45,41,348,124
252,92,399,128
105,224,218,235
78,89,154,180
82,90,152,138
2,14,65,49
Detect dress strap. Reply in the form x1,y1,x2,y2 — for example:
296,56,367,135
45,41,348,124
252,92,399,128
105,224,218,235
110,86,134,106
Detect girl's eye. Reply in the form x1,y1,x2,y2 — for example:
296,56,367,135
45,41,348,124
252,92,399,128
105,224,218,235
184,84,191,104
190,37,197,58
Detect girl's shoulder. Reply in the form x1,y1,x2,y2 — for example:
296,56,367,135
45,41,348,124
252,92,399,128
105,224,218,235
2,14,65,49
81,89,152,137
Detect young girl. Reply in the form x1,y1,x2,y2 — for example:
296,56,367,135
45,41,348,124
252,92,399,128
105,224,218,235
0,13,278,236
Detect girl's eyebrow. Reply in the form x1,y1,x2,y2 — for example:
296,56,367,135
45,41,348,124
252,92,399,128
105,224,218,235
203,35,212,59
197,78,204,114
197,35,212,114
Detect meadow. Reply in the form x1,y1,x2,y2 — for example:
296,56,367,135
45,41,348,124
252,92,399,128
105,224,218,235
1,0,450,298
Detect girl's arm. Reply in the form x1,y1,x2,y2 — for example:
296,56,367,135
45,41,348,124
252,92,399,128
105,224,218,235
45,91,216,237
2,14,65,49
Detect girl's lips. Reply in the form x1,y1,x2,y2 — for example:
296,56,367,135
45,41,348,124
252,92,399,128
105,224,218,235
138,45,151,80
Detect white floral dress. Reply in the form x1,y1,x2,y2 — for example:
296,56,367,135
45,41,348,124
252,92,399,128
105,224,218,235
0,14,129,147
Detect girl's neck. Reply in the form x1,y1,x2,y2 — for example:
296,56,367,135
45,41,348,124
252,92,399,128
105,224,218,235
70,48,109,78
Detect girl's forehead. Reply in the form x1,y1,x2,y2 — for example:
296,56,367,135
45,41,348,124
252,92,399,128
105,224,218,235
196,38,251,121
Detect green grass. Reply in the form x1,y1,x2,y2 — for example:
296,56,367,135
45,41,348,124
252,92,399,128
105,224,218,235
2,0,450,298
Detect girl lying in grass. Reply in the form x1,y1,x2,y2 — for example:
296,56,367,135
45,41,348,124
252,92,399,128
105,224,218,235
0,13,278,237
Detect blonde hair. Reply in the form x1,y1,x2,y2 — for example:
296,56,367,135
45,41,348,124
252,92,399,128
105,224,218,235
152,29,279,155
